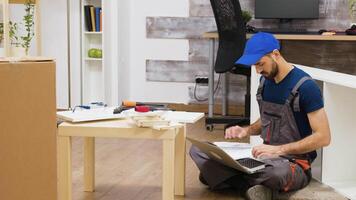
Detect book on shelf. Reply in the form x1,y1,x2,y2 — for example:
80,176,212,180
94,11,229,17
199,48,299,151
84,5,102,32
84,5,92,31
100,8,102,31
95,7,101,32
90,6,96,31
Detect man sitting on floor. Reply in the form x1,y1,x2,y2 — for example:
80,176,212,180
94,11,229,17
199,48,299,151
190,32,331,200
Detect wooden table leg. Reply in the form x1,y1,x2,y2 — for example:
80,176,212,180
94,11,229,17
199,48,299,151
162,136,175,200
174,126,186,196
58,136,72,200
84,137,95,192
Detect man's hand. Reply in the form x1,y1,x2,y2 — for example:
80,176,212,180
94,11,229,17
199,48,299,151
252,144,284,158
225,125,249,139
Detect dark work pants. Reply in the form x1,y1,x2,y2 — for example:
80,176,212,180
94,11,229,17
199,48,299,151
189,146,310,192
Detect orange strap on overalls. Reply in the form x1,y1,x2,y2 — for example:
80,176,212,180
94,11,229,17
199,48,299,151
294,159,311,171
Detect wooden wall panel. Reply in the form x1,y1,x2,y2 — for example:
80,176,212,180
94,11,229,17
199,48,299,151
146,0,354,103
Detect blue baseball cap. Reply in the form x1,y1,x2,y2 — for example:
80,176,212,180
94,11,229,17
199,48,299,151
235,32,280,66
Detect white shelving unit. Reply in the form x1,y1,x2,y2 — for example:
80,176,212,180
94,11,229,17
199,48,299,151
81,0,104,105
80,0,121,106
79,0,120,106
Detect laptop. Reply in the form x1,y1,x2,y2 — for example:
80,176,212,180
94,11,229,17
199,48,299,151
187,137,266,174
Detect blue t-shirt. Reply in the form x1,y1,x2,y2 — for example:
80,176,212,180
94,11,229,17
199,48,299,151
261,66,323,161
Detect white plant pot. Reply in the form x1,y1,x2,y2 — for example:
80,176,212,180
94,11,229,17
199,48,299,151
11,46,26,57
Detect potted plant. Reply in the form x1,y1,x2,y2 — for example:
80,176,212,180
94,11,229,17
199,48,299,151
9,21,26,57
0,22,4,56
242,10,252,26
9,0,35,57
0,23,3,44
21,0,35,55
349,0,356,25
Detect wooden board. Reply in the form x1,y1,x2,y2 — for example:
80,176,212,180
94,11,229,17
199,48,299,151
202,31,356,41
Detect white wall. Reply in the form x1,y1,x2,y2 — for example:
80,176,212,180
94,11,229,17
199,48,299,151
69,0,81,108
40,0,69,109
126,0,193,103
117,0,131,103
8,1,70,109
38,0,194,108
103,0,119,106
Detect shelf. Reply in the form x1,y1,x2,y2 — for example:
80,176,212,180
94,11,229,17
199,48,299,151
84,31,102,35
84,58,103,61
81,0,107,105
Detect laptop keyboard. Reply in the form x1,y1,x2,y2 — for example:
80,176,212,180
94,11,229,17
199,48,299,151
237,158,265,169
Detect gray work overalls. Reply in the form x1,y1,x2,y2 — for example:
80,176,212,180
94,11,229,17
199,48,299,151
190,76,313,192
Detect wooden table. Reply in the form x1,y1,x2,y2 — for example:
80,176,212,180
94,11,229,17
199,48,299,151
57,119,186,200
203,31,356,41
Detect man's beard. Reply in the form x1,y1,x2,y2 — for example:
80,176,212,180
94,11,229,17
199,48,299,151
264,61,279,80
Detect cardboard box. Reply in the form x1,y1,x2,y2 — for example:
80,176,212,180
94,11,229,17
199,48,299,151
0,58,57,200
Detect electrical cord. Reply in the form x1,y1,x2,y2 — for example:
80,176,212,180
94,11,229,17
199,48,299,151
193,74,221,102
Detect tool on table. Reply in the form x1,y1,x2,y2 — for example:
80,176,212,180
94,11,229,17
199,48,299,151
134,105,171,112
122,101,167,107
113,101,171,114
113,105,130,114
72,102,107,113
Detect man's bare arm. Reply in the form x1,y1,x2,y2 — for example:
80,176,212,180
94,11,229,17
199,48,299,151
225,119,261,139
247,118,262,136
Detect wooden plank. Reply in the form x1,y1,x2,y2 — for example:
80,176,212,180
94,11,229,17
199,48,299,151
189,0,253,17
189,0,213,17
146,17,216,39
203,32,356,41
146,60,209,83
189,39,211,62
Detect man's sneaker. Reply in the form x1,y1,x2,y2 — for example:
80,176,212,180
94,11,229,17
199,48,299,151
245,185,273,200
199,173,208,185
346,25,356,35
